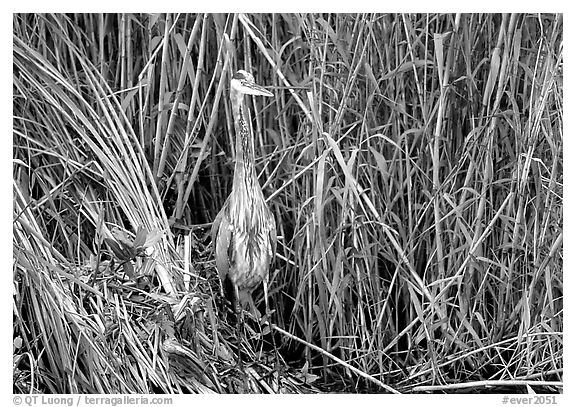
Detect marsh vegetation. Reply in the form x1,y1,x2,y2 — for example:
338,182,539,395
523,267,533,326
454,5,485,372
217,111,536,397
13,13,562,393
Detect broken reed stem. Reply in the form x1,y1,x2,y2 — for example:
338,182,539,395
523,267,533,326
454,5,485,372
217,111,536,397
269,322,400,394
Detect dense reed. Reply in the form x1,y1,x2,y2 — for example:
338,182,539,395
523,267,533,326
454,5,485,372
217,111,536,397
13,13,562,393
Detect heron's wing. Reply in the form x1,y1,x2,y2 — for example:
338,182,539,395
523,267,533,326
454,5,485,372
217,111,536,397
212,198,232,283
215,217,233,284
268,214,277,266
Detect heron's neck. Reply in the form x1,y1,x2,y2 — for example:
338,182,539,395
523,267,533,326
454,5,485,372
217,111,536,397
232,93,258,193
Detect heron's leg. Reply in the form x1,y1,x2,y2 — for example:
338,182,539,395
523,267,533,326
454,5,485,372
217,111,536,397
233,285,244,371
262,279,281,369
246,294,266,357
247,295,260,319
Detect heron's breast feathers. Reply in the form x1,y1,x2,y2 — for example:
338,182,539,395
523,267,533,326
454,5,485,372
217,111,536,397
214,195,276,292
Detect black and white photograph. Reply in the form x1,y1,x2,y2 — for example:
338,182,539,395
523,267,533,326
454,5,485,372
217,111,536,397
12,10,564,400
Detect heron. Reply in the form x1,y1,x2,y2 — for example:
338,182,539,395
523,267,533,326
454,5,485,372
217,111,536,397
211,69,278,369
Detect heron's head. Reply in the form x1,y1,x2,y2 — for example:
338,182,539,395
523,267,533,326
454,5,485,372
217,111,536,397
231,70,273,97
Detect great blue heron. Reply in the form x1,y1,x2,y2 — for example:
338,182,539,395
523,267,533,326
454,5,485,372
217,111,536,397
211,69,277,369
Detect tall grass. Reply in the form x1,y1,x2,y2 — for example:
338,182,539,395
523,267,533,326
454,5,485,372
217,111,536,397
13,13,562,393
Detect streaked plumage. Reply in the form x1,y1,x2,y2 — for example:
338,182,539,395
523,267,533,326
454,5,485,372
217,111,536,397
212,187,276,307
211,70,277,366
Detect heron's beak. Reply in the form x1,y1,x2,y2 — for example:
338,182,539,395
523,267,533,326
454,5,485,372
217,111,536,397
243,82,273,97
